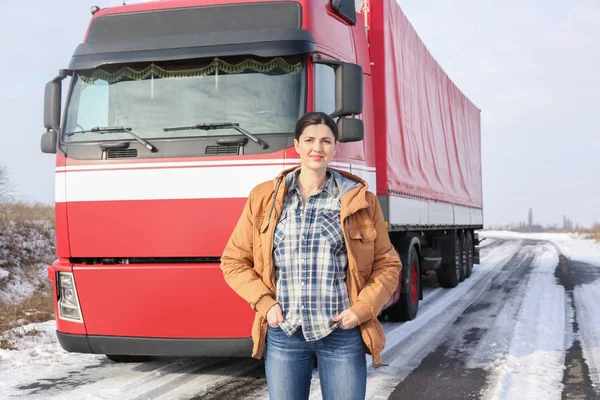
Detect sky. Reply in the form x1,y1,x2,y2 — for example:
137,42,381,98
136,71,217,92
0,0,598,228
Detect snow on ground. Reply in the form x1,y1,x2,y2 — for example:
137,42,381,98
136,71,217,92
574,279,600,392
480,230,600,265
481,242,567,400
0,220,55,305
480,230,600,398
0,231,599,399
0,320,105,398
355,239,524,399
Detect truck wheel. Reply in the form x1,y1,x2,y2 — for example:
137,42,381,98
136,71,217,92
106,354,151,363
387,246,420,321
436,233,462,288
465,231,474,278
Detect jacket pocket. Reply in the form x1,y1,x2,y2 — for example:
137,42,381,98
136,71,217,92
348,224,377,243
348,224,377,277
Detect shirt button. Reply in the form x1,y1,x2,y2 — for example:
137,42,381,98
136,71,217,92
301,281,305,286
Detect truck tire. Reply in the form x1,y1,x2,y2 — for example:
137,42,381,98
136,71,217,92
387,245,420,321
436,232,462,288
106,354,151,363
465,231,474,278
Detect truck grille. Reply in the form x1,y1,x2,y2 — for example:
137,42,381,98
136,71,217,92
107,149,138,159
205,145,240,155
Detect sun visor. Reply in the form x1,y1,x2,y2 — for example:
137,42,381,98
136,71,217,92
69,1,314,70
69,28,315,70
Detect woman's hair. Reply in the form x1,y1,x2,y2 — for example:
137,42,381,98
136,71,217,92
294,112,338,142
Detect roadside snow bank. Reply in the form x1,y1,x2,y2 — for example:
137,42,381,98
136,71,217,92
0,220,55,305
0,320,104,398
480,230,600,265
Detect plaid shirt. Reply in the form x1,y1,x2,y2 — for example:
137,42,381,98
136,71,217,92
273,168,354,341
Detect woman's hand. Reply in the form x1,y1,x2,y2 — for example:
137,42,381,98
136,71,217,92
267,304,284,328
333,309,360,329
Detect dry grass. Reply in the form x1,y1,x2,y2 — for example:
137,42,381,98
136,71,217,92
0,288,54,350
591,224,600,242
0,201,54,224
542,223,600,243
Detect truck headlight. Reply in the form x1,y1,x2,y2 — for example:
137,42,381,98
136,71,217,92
58,272,83,322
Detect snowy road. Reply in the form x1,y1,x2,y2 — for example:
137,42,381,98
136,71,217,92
1,232,600,399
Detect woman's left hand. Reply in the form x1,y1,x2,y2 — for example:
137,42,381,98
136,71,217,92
333,309,360,329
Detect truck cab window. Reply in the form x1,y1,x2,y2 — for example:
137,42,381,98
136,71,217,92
63,56,306,142
67,79,109,131
314,63,336,115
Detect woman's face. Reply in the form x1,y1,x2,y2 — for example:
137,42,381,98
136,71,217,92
294,123,336,173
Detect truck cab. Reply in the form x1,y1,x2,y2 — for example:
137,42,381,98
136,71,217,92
41,0,373,359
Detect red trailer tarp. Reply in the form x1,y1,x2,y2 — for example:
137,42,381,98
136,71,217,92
369,0,483,209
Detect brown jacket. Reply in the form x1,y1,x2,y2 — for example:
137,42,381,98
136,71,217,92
220,167,402,365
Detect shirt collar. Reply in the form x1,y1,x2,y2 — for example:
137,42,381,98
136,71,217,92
288,168,338,197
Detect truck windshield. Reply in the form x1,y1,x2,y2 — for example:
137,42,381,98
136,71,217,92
63,55,306,142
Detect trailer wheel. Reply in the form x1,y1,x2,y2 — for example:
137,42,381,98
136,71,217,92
106,354,151,363
465,231,474,278
436,232,462,288
387,246,420,321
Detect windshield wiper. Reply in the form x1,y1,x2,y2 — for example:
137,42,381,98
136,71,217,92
65,126,157,152
163,122,269,149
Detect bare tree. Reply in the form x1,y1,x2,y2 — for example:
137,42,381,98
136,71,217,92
0,164,15,201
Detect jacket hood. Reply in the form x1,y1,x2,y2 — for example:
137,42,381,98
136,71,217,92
274,166,368,190
272,166,370,218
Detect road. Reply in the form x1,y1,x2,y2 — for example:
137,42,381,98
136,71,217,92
3,236,600,400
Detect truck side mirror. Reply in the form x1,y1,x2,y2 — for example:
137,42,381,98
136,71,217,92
337,117,364,143
333,62,362,118
312,54,363,119
44,79,62,131
42,70,71,154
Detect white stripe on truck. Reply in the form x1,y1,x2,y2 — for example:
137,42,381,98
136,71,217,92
55,161,377,202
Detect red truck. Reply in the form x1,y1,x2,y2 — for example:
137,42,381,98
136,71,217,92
41,0,482,362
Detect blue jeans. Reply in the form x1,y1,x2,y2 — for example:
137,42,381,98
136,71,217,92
264,325,367,400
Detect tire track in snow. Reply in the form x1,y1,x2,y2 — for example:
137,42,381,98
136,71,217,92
573,282,600,398
357,240,523,399
465,242,541,369
189,365,268,400
481,242,567,400
386,243,537,400
135,358,263,400
556,254,599,399
39,356,264,400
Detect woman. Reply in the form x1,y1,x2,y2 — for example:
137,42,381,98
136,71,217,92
220,112,401,400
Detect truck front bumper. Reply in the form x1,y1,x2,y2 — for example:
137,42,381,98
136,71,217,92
56,331,253,357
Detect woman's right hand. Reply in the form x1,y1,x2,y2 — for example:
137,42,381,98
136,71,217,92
267,304,284,327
